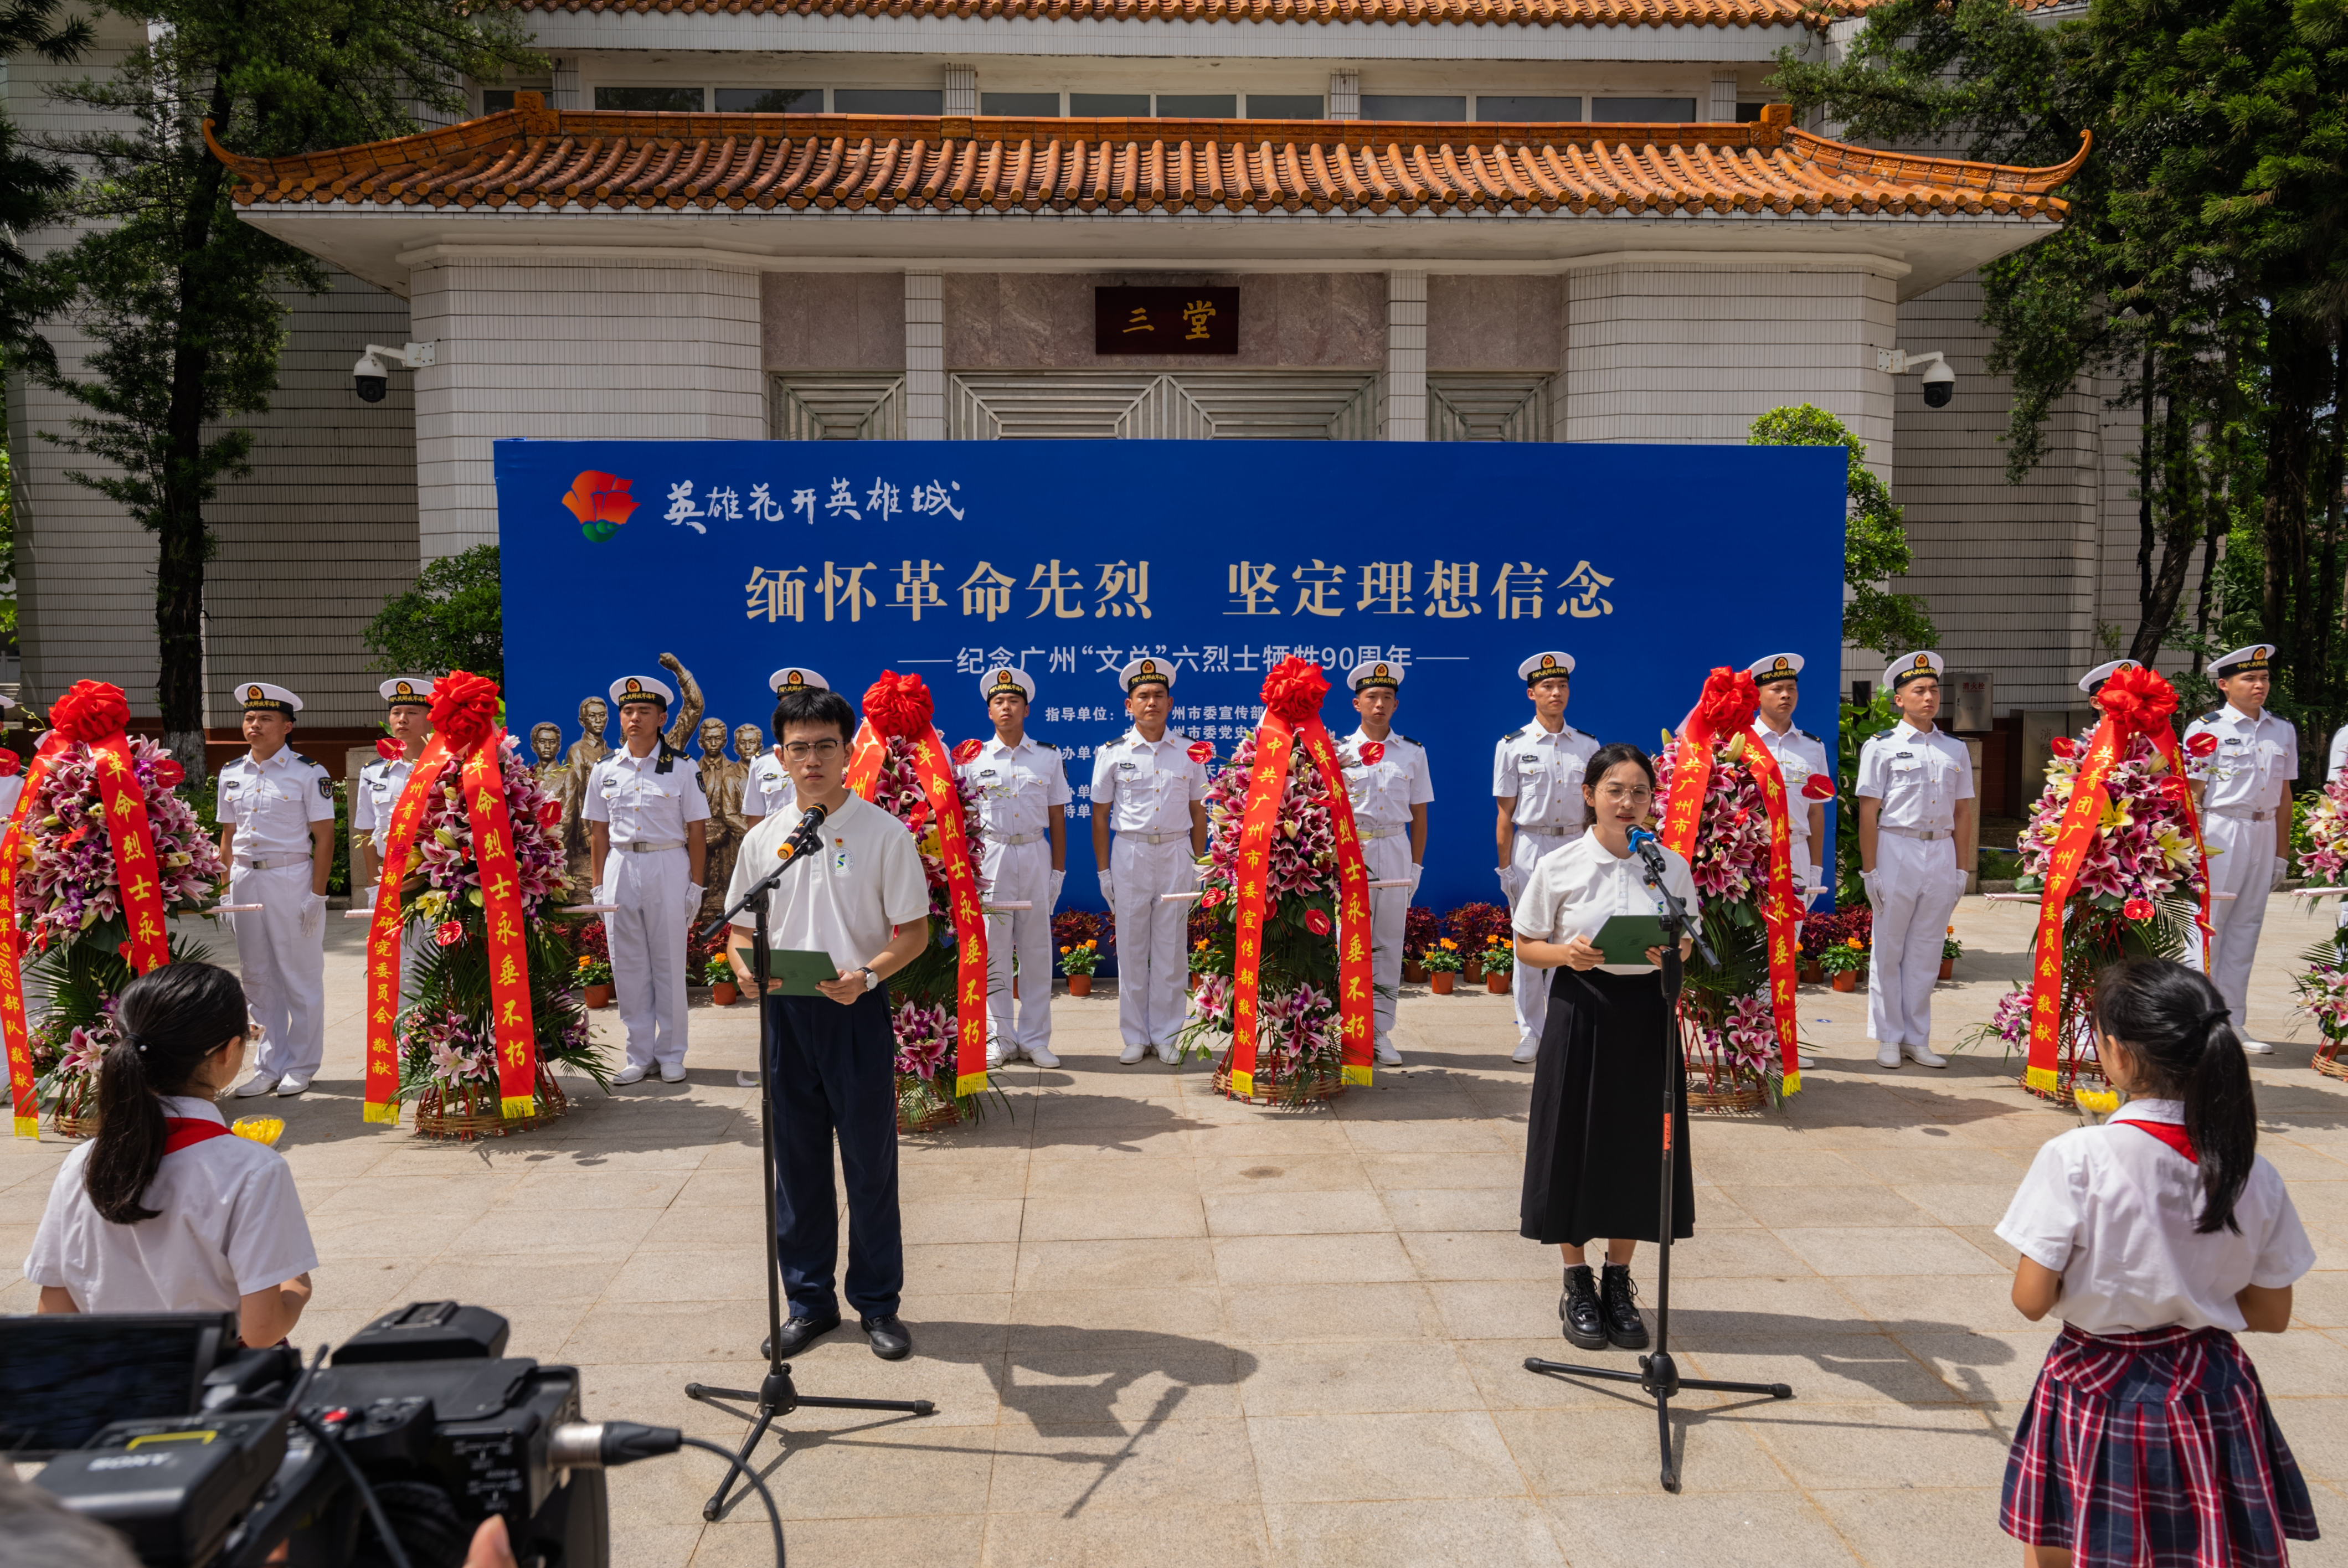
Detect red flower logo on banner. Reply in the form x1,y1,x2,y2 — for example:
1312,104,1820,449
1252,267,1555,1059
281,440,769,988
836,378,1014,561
2187,733,2218,757
435,920,465,947
562,470,637,541
2122,898,2154,922
1800,772,1834,801
951,737,982,765
1261,657,1330,724
1358,742,1386,767
50,680,130,742
1188,740,1215,764
2051,737,2077,759
376,737,405,761
861,671,936,739
429,670,501,755
1305,908,1332,936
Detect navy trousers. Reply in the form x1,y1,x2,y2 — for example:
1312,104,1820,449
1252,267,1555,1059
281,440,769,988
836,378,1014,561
766,989,903,1320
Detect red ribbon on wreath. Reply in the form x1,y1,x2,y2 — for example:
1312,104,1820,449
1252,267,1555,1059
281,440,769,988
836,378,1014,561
3,728,68,1137
47,682,172,976
361,725,451,1126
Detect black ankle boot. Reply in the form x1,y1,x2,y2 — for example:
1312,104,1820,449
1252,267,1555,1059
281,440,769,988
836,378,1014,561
1600,1263,1649,1350
1559,1264,1605,1350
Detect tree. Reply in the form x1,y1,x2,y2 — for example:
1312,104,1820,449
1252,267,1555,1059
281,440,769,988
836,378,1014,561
1748,403,1938,656
0,0,95,374
29,1,537,765
363,544,502,687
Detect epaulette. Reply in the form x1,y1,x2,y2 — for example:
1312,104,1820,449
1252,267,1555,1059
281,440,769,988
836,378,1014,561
292,752,316,767
1397,734,1420,747
2200,711,2221,724
1037,741,1057,753
1794,728,1816,742
1872,729,1896,740
1502,726,1526,741
654,741,677,775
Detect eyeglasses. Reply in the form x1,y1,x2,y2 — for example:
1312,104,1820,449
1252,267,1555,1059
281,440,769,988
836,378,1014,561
781,740,843,762
1594,785,1655,805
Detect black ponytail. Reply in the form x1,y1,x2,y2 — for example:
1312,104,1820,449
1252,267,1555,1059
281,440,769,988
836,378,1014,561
2091,958,2258,1235
83,962,253,1225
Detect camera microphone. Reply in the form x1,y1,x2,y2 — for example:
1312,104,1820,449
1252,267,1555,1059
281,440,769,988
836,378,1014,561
776,801,830,865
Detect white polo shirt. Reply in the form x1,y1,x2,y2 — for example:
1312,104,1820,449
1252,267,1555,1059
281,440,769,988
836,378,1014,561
216,748,336,860
1995,1098,2314,1334
726,792,931,972
1513,833,1700,976
23,1096,318,1315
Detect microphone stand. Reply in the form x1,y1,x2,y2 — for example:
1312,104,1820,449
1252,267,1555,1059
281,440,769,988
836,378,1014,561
682,816,935,1521
1523,838,1792,1493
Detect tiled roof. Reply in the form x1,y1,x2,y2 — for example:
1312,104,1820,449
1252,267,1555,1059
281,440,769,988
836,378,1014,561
213,99,2088,221
514,0,1832,26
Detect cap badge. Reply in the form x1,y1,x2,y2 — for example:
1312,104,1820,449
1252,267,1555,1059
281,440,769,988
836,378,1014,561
1913,654,1930,669
395,681,413,697
1540,655,1557,670
625,678,643,693
1140,659,1157,676
1774,657,1790,671
246,685,262,700
785,670,804,687
1374,663,1389,679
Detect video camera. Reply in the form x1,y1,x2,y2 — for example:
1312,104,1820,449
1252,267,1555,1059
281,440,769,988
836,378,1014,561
3,1301,612,1568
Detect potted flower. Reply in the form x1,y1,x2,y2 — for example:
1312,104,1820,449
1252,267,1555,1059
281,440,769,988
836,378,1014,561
1940,926,1961,982
576,952,614,1009
1060,938,1101,997
1403,905,1439,983
1482,937,1515,994
1422,938,1464,995
707,951,739,1007
1820,937,1868,992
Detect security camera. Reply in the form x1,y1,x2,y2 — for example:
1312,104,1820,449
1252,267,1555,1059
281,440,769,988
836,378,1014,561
1878,348,1955,410
349,341,436,404
1921,358,1955,408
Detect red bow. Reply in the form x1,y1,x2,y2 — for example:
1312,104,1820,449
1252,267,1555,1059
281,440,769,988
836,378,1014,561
376,737,405,761
429,670,502,755
1358,742,1386,767
1261,657,1329,724
951,737,982,765
1691,667,1759,737
1188,740,1215,764
861,671,935,739
50,680,130,742
2096,665,2179,737
1800,773,1834,802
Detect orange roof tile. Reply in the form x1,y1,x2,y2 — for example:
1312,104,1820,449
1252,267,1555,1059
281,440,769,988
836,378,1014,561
514,0,1835,25
212,100,2088,221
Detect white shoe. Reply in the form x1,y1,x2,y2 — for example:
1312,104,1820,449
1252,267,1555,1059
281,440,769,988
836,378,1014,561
614,1064,649,1086
735,1070,761,1088
1374,1041,1403,1067
1155,1040,1180,1065
1119,1041,1147,1065
274,1074,311,1097
233,1073,280,1098
660,1061,688,1083
986,1044,1006,1070
1902,1042,1948,1070
2242,1037,2276,1055
1511,1039,1539,1064
1876,1042,1902,1070
1024,1045,1060,1069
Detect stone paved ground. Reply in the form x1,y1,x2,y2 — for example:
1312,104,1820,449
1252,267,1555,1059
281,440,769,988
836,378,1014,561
9,894,2348,1566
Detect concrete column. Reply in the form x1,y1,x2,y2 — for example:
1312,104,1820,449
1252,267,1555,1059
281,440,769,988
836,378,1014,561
905,271,945,440
1329,70,1360,122
1383,271,1427,441
944,64,976,117
1708,74,1738,123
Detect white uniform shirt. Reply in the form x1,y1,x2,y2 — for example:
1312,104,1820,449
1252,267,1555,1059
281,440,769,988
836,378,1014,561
1513,833,1701,976
1755,720,1832,860
216,748,336,859
0,772,23,824
1341,729,1434,829
582,746,710,844
2327,723,2348,790
349,756,415,848
960,735,1072,840
1491,722,1600,833
1091,730,1208,835
744,751,794,819
726,793,932,972
1995,1099,2315,1334
23,1096,320,1314
2186,705,2298,811
1854,721,1973,831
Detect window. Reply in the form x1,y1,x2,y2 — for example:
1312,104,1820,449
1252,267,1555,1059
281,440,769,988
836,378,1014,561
1072,92,1151,116
480,89,516,115
833,88,944,115
716,87,823,112
1156,94,1237,117
594,86,707,112
1591,96,1697,122
1361,95,1466,121
982,91,1060,116
1476,95,1579,121
1736,101,1770,122
1247,94,1322,119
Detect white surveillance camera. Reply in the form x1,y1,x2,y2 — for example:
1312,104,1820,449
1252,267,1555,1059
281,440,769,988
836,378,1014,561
349,341,435,404
1878,349,1955,410
1921,358,1956,408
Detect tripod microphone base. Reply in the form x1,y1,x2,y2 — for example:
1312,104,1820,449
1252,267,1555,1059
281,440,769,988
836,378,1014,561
1523,1355,1793,1493
686,1363,935,1519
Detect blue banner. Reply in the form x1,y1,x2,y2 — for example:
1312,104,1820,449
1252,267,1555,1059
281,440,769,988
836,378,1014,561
494,439,1847,922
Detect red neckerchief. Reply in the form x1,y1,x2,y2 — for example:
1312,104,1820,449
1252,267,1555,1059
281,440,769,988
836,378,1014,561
162,1117,233,1156
2122,1118,2197,1164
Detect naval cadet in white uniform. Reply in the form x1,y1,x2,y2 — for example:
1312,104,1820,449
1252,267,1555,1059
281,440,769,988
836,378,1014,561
349,677,435,906
743,666,825,826
2185,642,2296,1052
215,683,336,1098
960,667,1072,1070
1091,656,1209,1065
1495,651,1600,1064
1749,653,1834,1070
1340,659,1432,1068
1856,652,1972,1070
583,674,710,1085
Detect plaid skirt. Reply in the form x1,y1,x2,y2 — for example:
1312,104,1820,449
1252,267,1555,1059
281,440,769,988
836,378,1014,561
2002,1323,2318,1567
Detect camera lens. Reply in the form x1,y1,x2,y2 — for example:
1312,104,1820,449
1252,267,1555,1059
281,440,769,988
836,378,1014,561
354,375,388,404
1923,379,1953,409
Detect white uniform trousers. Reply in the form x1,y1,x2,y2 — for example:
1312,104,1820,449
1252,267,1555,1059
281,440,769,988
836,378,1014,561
981,836,1055,1059
1360,831,1411,1048
2201,812,2278,1034
1507,828,1573,1044
1110,833,1192,1049
1865,831,1966,1046
604,846,692,1070
229,863,325,1081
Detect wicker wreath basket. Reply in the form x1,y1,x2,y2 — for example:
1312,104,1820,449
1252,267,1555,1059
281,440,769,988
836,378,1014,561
412,1065,570,1141
1211,1056,1346,1107
895,1073,964,1135
2020,1059,2112,1111
1685,1076,1768,1115
47,1077,98,1139
2315,1043,2348,1081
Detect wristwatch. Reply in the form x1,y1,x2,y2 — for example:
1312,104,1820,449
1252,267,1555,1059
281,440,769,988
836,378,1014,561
858,966,879,991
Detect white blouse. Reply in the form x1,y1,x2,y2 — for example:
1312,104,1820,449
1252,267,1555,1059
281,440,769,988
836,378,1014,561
1994,1098,2315,1334
1512,832,1701,975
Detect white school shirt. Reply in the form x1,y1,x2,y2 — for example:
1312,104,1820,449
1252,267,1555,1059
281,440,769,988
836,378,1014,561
2186,705,2298,811
23,1096,319,1314
1854,721,1973,832
1512,833,1701,976
1995,1099,2315,1335
1754,720,1831,859
1091,729,1207,835
726,792,932,973
1491,721,1599,834
581,746,710,845
960,734,1072,840
215,748,336,859
743,751,794,819
349,755,415,848
1340,728,1434,830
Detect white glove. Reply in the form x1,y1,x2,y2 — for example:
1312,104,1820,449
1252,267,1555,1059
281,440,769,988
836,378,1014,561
2274,855,2291,894
686,880,704,916
1498,865,1521,901
1409,863,1424,892
1861,869,1881,907
359,885,378,912
1099,871,1116,908
300,892,326,941
1049,869,1066,908
593,884,611,909
1186,858,1204,893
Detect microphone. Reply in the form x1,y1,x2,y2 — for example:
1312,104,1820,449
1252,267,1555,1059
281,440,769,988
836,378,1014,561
776,801,830,865
1625,826,1672,883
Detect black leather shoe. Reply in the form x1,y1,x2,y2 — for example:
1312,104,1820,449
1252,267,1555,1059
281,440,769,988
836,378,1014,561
1559,1265,1606,1350
860,1313,912,1361
1601,1263,1649,1350
761,1313,841,1359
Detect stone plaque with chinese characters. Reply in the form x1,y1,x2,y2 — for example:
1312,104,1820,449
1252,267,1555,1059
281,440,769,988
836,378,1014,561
1094,286,1239,355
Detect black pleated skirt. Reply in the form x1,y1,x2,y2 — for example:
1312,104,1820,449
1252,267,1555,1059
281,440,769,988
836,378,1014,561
1520,965,1695,1247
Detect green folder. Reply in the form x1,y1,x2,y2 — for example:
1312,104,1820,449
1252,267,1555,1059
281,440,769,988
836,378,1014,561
765,947,846,996
1592,914,1671,967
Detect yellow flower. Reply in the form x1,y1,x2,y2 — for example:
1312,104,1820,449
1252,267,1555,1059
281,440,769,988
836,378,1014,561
2098,796,2134,834
2074,1088,2120,1115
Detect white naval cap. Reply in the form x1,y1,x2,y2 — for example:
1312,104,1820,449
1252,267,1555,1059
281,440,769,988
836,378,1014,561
1346,658,1403,693
379,675,435,708
2077,658,2141,697
1748,653,1804,687
768,666,829,696
1517,651,1574,684
982,666,1036,704
1119,655,1175,693
0,693,17,710
1883,651,1944,692
2211,642,2275,679
608,674,676,709
238,681,303,716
